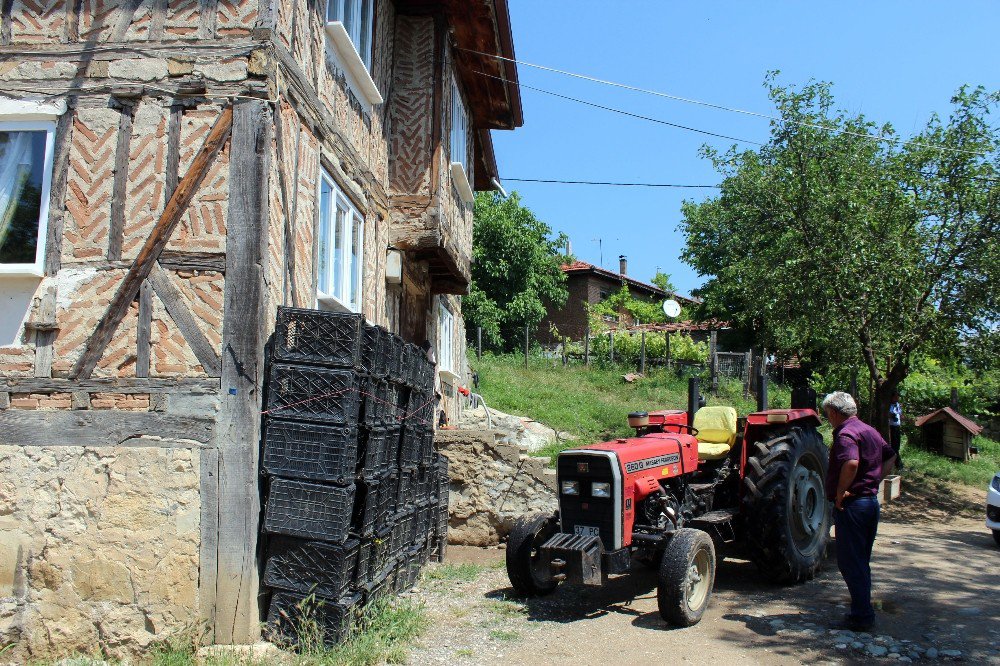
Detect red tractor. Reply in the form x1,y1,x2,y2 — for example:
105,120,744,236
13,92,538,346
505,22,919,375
505,379,829,626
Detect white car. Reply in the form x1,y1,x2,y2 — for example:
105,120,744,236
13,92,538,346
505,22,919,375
988,472,1000,547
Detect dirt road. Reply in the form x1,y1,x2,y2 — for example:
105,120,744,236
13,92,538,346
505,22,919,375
408,492,1000,665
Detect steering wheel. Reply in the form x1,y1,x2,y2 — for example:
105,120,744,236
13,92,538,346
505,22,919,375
672,423,699,437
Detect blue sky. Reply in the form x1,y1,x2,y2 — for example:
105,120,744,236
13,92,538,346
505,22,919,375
491,1,999,297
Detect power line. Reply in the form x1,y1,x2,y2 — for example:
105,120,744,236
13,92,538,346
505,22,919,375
463,47,992,157
473,70,763,146
502,177,719,188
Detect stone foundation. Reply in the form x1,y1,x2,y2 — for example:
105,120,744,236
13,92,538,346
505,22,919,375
0,445,202,661
435,429,556,546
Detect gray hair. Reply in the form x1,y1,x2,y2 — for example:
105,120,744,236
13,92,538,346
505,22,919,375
821,391,858,417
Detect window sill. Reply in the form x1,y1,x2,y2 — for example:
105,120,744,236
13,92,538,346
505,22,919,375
0,266,44,278
324,21,383,107
438,368,461,383
450,162,475,204
316,294,359,314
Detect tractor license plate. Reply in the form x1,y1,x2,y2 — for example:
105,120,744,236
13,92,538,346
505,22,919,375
573,525,600,537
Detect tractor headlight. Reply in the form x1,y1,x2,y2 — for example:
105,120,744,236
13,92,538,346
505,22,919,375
992,474,1000,493
591,482,611,498
561,480,579,495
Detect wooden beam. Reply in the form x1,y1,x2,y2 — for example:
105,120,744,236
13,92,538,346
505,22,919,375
110,0,141,41
274,103,294,306
149,0,167,40
45,105,75,275
198,446,220,643
1,0,13,46
107,101,135,261
148,263,222,377
0,377,219,393
159,250,226,273
136,279,153,378
199,0,219,39
165,104,182,200
0,410,215,447
65,0,82,42
32,286,57,378
213,99,269,645
70,105,233,379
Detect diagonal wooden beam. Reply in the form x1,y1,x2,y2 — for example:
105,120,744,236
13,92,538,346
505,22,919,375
71,105,233,379
148,262,222,377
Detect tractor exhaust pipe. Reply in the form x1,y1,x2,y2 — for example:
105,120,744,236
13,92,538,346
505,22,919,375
688,377,701,429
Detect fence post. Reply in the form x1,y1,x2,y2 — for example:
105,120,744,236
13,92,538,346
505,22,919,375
709,329,718,395
639,329,646,374
476,326,482,361
524,325,529,370
609,331,615,363
562,336,567,367
584,327,590,367
757,369,769,411
743,349,752,399
665,331,671,371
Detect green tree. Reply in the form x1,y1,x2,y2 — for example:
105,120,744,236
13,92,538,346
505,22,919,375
651,271,677,294
681,77,1000,436
464,191,568,350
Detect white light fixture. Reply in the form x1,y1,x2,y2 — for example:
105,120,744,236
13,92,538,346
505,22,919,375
385,248,402,284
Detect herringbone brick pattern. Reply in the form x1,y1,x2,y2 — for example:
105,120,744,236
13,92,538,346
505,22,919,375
78,0,123,42
122,102,168,259
275,0,292,49
389,17,434,194
150,291,204,375
0,347,35,376
52,269,123,375
292,124,319,308
173,270,224,351
292,0,316,84
168,105,229,253
265,140,285,315
164,0,199,38
217,0,255,37
95,299,138,377
63,108,119,263
10,0,66,43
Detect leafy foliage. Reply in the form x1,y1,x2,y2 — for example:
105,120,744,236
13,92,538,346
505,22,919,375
588,284,667,326
681,77,1000,432
575,328,709,367
464,191,569,351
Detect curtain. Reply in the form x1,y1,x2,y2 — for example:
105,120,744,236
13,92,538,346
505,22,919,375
0,132,35,252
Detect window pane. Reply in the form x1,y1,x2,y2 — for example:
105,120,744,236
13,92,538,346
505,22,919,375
360,0,373,70
0,130,46,265
450,79,467,170
334,204,346,301
350,210,362,309
343,0,361,49
326,0,343,23
318,177,333,295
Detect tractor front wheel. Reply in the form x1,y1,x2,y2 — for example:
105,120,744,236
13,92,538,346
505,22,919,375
743,426,829,583
657,528,716,626
505,513,559,596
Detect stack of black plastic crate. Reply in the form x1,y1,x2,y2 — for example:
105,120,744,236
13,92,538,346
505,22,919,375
259,306,449,646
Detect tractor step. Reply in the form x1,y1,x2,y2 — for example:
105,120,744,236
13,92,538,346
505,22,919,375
690,508,737,525
688,483,716,494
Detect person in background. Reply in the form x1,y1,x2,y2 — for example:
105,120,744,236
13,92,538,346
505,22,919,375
822,391,897,631
888,391,903,468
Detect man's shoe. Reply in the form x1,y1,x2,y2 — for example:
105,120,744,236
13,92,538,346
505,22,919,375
831,614,874,632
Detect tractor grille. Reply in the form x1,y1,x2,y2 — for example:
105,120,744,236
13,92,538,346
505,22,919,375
557,452,618,551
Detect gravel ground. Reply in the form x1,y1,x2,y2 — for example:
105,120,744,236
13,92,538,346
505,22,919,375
407,509,1000,665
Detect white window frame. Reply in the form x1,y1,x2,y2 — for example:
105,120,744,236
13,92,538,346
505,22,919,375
316,168,365,313
0,119,56,277
449,74,474,204
438,302,455,375
324,0,382,108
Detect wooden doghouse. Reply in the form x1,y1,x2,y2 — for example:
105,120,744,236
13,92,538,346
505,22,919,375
914,407,983,461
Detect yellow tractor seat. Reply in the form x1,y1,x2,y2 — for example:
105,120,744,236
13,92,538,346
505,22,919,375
693,406,738,461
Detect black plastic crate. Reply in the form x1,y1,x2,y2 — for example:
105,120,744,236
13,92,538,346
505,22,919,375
273,307,363,369
262,419,357,485
414,501,431,538
384,383,403,425
359,376,383,428
266,364,361,425
398,428,421,469
264,478,356,544
359,324,384,376
376,473,395,520
415,356,435,392
263,535,360,599
383,425,401,470
406,389,435,430
420,430,435,467
395,468,417,505
265,590,361,647
351,477,382,538
353,539,373,588
385,335,403,383
357,428,387,479
363,571,392,607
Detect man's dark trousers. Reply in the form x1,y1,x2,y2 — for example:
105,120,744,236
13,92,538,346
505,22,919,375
833,495,880,625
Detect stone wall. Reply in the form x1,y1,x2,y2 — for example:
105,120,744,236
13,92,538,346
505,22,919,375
0,444,202,661
435,429,556,547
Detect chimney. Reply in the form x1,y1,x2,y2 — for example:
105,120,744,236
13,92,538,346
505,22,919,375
565,238,572,256
619,255,627,276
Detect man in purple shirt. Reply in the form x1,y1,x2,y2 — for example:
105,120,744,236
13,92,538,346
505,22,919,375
821,391,897,631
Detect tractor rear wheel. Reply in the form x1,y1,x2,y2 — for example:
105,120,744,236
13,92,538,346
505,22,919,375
657,528,716,626
505,513,559,596
743,426,829,583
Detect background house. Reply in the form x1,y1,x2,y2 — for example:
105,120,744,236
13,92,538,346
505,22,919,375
539,255,695,342
0,0,520,657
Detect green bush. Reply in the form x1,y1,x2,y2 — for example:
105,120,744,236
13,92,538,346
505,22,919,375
575,330,708,369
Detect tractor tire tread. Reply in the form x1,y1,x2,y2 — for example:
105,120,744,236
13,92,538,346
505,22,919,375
657,528,716,627
506,513,558,597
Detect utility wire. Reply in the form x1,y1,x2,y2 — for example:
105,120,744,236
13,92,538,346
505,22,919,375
473,70,763,146
462,47,993,157
502,177,719,188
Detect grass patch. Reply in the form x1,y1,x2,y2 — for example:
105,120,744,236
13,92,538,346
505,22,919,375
474,352,788,459
481,599,526,619
902,434,1000,488
454,648,475,658
297,598,427,666
422,562,489,583
488,629,520,642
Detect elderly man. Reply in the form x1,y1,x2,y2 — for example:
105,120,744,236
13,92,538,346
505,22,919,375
822,391,897,631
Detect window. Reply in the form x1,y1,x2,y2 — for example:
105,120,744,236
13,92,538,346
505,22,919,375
449,75,468,172
327,0,374,71
438,303,454,374
316,169,364,312
0,120,55,275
